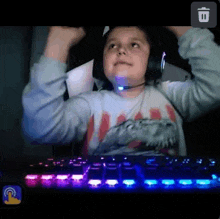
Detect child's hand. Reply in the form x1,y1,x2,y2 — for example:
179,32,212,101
165,26,192,38
45,26,86,63
47,26,86,48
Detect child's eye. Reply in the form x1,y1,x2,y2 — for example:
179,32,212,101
131,43,139,48
109,44,117,49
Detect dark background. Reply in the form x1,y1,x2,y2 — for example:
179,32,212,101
1,26,220,166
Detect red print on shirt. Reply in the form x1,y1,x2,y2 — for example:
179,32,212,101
150,108,162,120
82,104,177,156
165,104,176,122
117,114,126,125
134,112,143,120
98,112,110,142
82,114,94,157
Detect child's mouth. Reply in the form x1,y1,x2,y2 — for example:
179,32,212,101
114,61,132,66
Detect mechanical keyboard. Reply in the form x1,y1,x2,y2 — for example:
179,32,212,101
24,156,220,192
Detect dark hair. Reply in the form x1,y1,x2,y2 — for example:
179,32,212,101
93,26,165,90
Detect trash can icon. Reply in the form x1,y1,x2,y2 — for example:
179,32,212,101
197,7,210,23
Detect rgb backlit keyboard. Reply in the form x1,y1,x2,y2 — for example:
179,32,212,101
24,156,220,191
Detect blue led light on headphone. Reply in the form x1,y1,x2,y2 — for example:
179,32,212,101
118,86,124,91
161,51,166,72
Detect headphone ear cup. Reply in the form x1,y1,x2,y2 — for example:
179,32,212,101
146,56,163,80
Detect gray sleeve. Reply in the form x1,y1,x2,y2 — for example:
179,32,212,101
21,55,91,145
165,28,220,122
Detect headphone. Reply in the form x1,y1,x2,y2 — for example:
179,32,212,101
92,26,166,91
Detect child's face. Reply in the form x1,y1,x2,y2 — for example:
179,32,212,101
103,27,151,88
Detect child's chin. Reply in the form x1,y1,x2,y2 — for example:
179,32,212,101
107,76,128,87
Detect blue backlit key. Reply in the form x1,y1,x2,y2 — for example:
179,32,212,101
105,163,119,179
121,162,138,186
104,163,119,187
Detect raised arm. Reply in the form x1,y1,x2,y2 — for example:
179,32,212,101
164,27,220,122
21,26,91,145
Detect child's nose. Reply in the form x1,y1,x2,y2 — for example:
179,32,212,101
117,46,127,56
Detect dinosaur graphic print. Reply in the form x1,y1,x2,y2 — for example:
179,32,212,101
93,118,178,156
82,104,179,156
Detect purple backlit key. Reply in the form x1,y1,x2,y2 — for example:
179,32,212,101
71,163,87,181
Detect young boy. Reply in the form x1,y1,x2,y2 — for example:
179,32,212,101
21,26,220,157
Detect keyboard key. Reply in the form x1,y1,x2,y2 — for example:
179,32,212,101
105,179,119,186
105,164,119,180
121,166,137,180
161,179,175,185
88,165,104,180
123,179,136,186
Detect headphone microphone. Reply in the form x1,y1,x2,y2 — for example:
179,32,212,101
118,82,146,91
